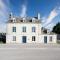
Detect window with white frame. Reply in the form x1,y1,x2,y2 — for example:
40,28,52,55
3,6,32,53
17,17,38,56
22,26,26,32
50,36,52,42
32,27,36,32
32,36,36,41
12,27,16,32
13,36,16,41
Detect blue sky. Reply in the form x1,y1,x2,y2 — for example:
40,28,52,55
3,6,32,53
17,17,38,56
0,0,60,32
9,0,60,16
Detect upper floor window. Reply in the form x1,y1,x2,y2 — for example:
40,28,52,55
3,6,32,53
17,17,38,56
13,27,16,32
13,20,16,23
32,27,36,32
22,26,26,32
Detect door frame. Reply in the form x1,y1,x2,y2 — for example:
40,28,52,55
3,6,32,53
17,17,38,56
22,36,27,43
44,36,47,43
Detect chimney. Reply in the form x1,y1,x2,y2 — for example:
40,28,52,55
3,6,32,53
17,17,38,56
9,12,13,19
38,13,40,20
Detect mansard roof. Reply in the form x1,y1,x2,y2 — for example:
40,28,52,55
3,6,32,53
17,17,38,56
41,27,57,35
7,17,41,23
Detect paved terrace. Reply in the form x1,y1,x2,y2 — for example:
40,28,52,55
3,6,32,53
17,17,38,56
0,44,60,60
0,43,60,48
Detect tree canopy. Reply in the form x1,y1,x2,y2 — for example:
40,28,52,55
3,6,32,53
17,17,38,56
52,22,60,34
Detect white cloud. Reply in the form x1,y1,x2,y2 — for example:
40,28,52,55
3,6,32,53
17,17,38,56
59,7,60,9
42,16,47,23
0,0,5,9
0,0,9,32
43,7,60,26
42,7,60,30
20,4,27,17
45,23,55,31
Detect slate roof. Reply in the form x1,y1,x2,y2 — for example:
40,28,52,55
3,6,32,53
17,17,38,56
7,17,41,23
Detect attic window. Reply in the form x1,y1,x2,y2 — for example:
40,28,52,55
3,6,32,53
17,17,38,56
10,20,13,22
20,20,23,22
13,20,16,22
43,29,47,33
29,20,32,22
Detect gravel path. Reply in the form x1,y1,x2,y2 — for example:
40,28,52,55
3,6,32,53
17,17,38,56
0,44,60,60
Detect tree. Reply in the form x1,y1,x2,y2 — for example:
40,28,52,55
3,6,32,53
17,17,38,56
52,22,60,34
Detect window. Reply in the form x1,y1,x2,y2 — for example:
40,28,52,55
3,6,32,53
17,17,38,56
22,26,26,32
13,27,16,32
32,36,36,41
50,36,52,42
13,36,16,41
13,20,16,23
29,20,32,22
32,27,36,32
20,20,23,22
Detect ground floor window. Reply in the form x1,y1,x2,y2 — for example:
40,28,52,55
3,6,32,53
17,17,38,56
13,36,16,41
32,36,36,41
49,36,52,42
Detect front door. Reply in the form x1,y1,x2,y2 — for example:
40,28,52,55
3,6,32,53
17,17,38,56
22,36,26,43
44,36,47,43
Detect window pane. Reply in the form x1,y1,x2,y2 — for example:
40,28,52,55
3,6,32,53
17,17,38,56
32,36,35,41
22,27,26,32
50,36,52,42
13,27,16,32
13,36,16,41
32,27,36,32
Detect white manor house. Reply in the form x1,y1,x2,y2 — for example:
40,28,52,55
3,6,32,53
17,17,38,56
6,13,57,44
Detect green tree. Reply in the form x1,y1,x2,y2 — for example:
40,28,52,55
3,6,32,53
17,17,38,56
52,22,60,34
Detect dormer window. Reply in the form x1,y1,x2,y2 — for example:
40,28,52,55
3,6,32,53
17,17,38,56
13,18,16,23
13,20,16,22
10,20,13,22
20,20,23,22
29,20,32,22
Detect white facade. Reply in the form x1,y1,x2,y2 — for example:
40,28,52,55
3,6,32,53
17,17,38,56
6,14,57,44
